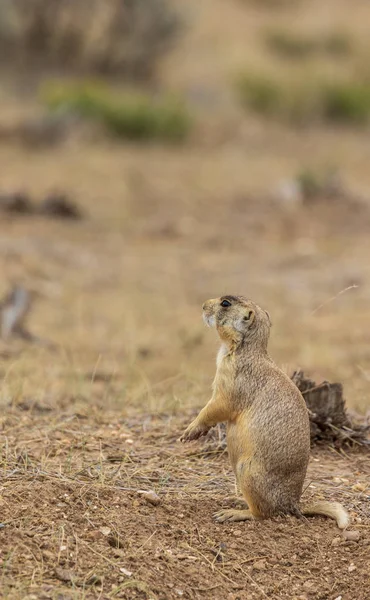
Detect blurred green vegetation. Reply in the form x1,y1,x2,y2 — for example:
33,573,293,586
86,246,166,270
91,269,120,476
41,82,191,142
296,169,323,199
237,72,370,124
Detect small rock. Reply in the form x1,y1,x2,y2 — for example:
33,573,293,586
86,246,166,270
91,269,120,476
348,563,357,572
137,490,161,506
352,482,367,492
333,596,342,600
343,530,360,542
233,529,242,537
253,559,267,571
331,537,342,547
86,530,101,541
119,567,133,577
54,566,77,583
99,526,111,536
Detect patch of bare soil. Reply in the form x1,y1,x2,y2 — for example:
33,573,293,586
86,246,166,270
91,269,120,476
1,407,369,600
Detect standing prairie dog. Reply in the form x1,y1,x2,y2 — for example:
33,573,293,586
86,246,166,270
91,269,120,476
180,295,349,529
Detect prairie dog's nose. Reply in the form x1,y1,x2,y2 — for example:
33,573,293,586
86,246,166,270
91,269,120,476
202,298,215,311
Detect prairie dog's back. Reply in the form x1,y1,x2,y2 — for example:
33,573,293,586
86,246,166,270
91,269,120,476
228,351,310,477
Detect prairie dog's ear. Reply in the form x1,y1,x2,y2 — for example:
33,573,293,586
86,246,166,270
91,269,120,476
265,310,272,326
243,309,255,325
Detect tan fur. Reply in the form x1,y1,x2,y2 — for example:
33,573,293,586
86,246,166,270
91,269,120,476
180,295,349,529
302,501,349,529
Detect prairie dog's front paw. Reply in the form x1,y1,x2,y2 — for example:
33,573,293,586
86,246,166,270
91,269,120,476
180,422,209,442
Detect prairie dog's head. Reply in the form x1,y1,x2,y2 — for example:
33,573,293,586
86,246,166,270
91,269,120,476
202,295,272,349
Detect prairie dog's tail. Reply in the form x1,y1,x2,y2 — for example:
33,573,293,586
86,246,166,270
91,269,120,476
302,501,349,529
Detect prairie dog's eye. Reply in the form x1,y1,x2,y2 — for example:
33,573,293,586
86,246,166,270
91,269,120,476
220,299,231,308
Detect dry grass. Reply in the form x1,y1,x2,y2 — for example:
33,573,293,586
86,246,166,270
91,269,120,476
237,72,370,124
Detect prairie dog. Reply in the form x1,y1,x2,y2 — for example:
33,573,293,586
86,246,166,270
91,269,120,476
180,295,349,529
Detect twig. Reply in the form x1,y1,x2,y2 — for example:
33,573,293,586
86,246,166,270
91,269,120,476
185,543,238,586
79,539,118,568
234,564,269,598
310,285,358,316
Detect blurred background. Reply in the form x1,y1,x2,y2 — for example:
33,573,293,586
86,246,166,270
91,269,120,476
1,0,370,415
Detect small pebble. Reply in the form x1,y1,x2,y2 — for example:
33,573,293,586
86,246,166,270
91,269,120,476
352,482,367,492
342,530,360,542
137,490,161,506
54,566,77,583
331,537,342,547
303,580,315,591
253,559,267,571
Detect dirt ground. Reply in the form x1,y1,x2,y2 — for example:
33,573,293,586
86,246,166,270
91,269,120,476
1,409,370,600
1,0,370,598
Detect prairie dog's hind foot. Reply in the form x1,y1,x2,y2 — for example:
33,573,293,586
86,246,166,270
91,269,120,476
214,508,254,523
